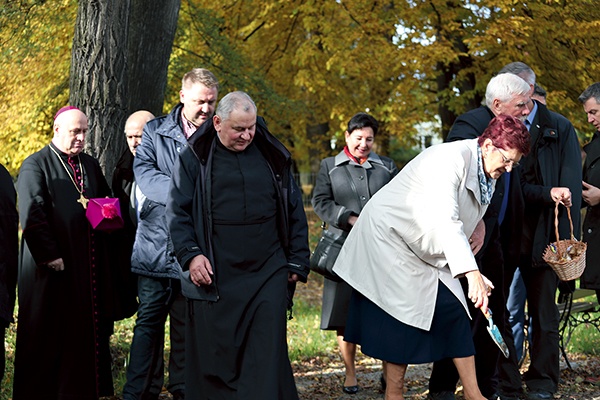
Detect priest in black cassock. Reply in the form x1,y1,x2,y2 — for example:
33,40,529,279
0,163,17,384
167,91,311,399
14,106,118,400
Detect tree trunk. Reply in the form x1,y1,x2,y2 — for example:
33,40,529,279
69,0,181,181
127,0,181,116
70,0,130,181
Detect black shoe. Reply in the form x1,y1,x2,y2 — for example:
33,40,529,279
526,391,552,400
171,390,185,400
497,392,520,400
380,373,387,391
427,391,456,400
343,385,359,395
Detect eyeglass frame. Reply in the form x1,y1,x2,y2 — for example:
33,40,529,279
493,145,520,168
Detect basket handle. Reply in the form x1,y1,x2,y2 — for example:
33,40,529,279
552,201,575,257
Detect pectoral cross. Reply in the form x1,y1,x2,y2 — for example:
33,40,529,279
77,194,89,209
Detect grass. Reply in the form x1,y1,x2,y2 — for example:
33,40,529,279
569,324,600,355
0,211,331,399
561,292,600,356
0,273,335,400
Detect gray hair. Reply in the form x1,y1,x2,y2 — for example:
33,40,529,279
533,83,547,99
498,61,536,85
578,82,600,104
485,73,531,108
215,91,257,120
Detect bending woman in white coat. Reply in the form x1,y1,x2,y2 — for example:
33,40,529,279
333,115,530,400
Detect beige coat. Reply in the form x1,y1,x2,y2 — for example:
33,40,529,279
333,138,492,331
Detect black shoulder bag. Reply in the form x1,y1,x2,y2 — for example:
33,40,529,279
309,222,345,282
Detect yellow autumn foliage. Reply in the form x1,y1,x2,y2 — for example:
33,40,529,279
1,0,600,177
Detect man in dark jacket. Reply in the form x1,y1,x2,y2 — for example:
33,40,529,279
428,73,531,400
110,110,155,322
0,163,17,383
580,82,600,302
123,68,218,400
167,91,310,399
497,62,582,400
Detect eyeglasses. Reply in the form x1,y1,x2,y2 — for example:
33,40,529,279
494,145,520,168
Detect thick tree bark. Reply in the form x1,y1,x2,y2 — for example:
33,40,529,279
70,0,130,181
69,0,180,181
127,0,181,116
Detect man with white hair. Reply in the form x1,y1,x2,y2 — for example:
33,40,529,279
14,106,117,399
428,73,532,400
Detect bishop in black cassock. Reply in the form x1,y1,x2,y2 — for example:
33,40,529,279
14,107,119,400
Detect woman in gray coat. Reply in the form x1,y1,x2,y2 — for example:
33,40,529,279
311,112,398,394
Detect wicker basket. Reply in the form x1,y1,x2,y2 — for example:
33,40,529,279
542,202,586,281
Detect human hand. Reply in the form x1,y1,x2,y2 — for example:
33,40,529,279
189,255,213,286
550,187,572,207
481,274,494,296
465,270,490,312
347,215,358,226
583,181,600,206
288,272,300,283
47,258,64,271
469,220,485,255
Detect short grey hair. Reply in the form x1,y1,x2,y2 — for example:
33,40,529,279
485,73,531,108
215,91,257,121
533,83,547,99
498,61,536,86
578,82,600,104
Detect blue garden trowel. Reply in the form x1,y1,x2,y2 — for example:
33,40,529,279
483,308,509,358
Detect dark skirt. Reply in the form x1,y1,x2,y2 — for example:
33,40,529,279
344,281,475,364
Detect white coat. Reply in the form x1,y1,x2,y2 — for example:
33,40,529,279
333,138,493,331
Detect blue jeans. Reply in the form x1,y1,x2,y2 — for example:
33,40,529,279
123,276,185,400
507,268,529,363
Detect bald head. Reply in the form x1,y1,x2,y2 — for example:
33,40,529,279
52,109,88,156
125,110,155,156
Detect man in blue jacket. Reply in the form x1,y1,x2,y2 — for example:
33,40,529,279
167,91,310,399
123,68,219,400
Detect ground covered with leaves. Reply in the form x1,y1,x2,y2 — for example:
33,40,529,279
292,352,600,399
291,274,600,399
136,353,600,400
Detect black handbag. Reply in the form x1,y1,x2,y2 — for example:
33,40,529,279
309,227,345,282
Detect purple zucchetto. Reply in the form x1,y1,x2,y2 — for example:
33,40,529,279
54,106,80,120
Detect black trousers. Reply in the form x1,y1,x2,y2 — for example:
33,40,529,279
497,258,560,395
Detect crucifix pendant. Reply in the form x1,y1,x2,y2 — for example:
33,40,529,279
77,194,89,209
